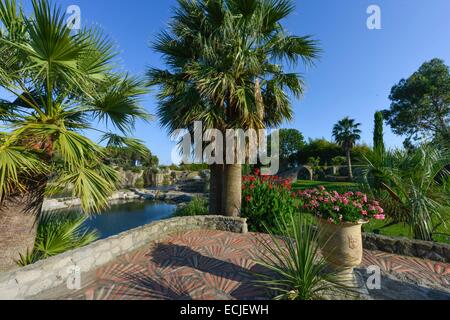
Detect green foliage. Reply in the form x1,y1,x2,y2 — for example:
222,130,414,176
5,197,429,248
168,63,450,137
148,0,319,138
363,144,450,241
254,211,353,300
298,139,342,166
384,58,450,146
0,0,149,214
17,213,99,266
241,172,298,233
373,111,385,153
331,156,346,166
269,129,305,170
174,197,209,217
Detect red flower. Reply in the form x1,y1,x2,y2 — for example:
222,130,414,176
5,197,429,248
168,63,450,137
246,196,252,202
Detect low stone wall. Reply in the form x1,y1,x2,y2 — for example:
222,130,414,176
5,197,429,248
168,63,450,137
0,216,248,300
363,233,450,263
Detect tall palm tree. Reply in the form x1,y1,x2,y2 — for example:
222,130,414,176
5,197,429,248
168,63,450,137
0,0,150,270
148,0,319,216
332,117,361,180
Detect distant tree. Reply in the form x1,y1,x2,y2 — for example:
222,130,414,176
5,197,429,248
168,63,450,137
384,58,450,146
373,111,385,153
298,139,342,165
332,117,362,180
270,129,305,170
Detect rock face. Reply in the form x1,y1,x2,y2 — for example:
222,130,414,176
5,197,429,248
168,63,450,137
118,169,144,189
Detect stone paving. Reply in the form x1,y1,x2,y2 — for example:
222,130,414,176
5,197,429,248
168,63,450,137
35,230,450,300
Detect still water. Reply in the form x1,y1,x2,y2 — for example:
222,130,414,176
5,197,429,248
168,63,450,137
76,201,177,240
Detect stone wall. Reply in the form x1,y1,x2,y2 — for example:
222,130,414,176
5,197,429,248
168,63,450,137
0,216,248,300
363,233,450,263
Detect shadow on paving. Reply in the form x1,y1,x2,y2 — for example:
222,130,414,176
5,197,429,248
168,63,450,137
116,243,278,300
356,269,450,300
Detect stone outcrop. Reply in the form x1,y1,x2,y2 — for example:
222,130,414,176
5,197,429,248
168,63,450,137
363,233,450,263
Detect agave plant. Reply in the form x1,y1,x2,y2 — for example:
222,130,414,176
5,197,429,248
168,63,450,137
17,212,99,266
254,212,354,300
0,0,150,270
363,144,450,241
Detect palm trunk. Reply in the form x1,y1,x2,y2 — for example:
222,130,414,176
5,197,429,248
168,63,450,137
209,164,224,215
0,197,41,272
346,149,353,181
222,164,242,217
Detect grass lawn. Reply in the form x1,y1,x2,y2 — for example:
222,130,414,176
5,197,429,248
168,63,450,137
292,180,359,193
292,180,450,245
363,210,450,245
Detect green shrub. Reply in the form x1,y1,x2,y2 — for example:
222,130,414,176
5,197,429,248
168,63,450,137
17,213,99,267
241,171,298,233
255,211,354,300
174,197,209,217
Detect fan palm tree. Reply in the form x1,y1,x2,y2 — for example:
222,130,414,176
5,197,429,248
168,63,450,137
0,0,150,270
148,0,319,216
363,145,449,241
332,117,362,180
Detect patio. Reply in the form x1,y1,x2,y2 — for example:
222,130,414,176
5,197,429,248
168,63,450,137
35,230,450,300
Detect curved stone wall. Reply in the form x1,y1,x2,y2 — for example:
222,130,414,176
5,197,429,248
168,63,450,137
0,216,248,300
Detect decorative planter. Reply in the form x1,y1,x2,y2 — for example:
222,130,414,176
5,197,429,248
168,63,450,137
318,219,367,282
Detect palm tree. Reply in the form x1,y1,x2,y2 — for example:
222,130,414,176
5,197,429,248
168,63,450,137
0,0,150,270
332,117,362,180
148,0,319,216
363,145,449,241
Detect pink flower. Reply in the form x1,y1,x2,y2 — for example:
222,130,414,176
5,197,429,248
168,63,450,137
333,206,340,212
374,214,385,220
361,210,368,216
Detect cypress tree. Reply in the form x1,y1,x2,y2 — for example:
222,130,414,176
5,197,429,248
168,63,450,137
374,111,385,153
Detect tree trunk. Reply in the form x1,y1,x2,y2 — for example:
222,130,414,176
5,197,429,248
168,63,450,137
346,149,353,181
0,197,40,272
222,164,242,217
209,164,224,215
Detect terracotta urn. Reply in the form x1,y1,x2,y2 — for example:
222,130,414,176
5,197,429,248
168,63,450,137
318,219,367,282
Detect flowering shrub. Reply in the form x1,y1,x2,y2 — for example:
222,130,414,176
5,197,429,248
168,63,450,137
241,170,298,233
297,187,386,224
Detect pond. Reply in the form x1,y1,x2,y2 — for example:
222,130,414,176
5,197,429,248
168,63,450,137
69,201,177,240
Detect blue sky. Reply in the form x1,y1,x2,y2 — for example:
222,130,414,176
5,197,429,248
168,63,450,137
16,0,450,164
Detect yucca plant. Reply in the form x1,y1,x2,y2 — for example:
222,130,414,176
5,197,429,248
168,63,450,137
254,212,355,300
17,212,99,266
0,0,150,270
363,145,450,241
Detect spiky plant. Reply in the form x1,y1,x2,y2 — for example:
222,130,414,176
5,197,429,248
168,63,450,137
363,144,450,241
254,212,354,300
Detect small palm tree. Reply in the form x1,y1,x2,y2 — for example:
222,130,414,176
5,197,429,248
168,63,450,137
332,117,362,180
148,0,319,216
0,0,150,270
363,145,449,241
